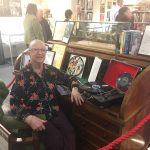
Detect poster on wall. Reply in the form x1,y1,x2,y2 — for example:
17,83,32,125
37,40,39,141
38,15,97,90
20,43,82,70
0,0,22,16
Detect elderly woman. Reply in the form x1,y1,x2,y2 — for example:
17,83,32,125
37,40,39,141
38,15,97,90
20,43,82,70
10,39,84,150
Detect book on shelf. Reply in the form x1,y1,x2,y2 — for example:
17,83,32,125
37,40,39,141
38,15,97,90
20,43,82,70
129,30,142,55
124,31,131,54
119,30,142,55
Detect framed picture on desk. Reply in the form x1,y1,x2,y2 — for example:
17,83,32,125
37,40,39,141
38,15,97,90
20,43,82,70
52,44,66,69
44,51,55,65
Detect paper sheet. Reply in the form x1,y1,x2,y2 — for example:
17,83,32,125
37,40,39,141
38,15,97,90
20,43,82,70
138,25,150,56
88,57,102,82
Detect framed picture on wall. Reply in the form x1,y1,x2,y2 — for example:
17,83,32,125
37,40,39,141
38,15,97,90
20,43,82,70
87,12,93,20
0,0,22,16
87,0,93,10
81,0,85,10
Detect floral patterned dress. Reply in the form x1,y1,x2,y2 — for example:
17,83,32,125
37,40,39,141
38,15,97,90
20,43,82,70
10,63,77,120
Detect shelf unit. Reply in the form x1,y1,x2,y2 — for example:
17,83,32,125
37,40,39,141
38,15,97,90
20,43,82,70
78,0,93,21
100,0,116,21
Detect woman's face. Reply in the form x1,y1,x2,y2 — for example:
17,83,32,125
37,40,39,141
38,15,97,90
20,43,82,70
29,42,46,64
124,9,132,19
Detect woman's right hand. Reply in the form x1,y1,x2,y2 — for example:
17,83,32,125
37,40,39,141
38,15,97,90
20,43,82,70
24,115,47,131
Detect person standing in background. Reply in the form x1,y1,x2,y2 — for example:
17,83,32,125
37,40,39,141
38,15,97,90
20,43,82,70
110,0,124,21
115,6,134,29
23,3,44,47
37,8,52,42
64,9,73,21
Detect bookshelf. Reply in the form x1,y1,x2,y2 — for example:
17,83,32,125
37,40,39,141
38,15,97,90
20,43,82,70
78,0,116,21
126,3,150,31
78,0,93,21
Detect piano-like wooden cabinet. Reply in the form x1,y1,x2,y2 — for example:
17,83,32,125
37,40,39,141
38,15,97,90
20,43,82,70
49,21,150,150
61,43,150,150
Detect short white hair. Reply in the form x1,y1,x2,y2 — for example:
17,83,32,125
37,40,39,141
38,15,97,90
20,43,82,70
29,40,45,50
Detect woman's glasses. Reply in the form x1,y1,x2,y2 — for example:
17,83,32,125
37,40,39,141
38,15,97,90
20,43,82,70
31,48,46,53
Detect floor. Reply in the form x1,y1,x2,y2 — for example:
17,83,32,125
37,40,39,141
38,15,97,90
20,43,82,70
0,63,13,84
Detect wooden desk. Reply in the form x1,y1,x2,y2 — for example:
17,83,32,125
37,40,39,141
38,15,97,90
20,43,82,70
60,43,150,150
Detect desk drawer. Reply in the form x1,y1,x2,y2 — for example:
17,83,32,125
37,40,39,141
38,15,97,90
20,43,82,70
73,106,121,135
77,135,102,150
73,113,117,142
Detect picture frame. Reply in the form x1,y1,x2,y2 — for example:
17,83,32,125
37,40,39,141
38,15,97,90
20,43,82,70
87,0,93,10
81,0,85,10
52,44,66,69
0,0,22,17
44,51,56,66
0,0,3,6
87,12,93,20
53,21,74,44
67,54,86,78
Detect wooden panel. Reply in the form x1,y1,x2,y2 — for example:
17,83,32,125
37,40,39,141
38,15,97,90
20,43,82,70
73,113,118,142
60,42,150,149
73,102,123,134
67,44,150,67
76,135,102,150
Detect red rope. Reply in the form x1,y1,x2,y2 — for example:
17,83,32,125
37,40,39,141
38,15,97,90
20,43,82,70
6,77,15,89
98,113,150,150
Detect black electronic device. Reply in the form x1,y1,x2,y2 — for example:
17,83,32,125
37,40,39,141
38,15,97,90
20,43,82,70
79,59,140,107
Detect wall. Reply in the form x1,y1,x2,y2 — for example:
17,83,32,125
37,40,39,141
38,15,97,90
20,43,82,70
47,0,71,21
0,17,25,59
0,0,73,59
21,0,71,21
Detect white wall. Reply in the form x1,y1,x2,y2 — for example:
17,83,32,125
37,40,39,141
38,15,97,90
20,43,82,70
48,0,71,21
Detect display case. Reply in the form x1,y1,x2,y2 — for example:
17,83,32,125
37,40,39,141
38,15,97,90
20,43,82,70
69,21,131,53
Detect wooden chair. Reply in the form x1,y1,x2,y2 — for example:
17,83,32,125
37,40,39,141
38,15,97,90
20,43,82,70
0,50,45,150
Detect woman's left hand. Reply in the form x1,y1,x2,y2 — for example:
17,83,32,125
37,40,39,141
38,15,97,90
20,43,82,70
71,87,84,105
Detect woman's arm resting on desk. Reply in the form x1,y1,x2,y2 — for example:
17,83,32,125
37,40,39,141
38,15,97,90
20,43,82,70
71,87,84,105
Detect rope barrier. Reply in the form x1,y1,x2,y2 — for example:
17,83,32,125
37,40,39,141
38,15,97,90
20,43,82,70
98,113,150,150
